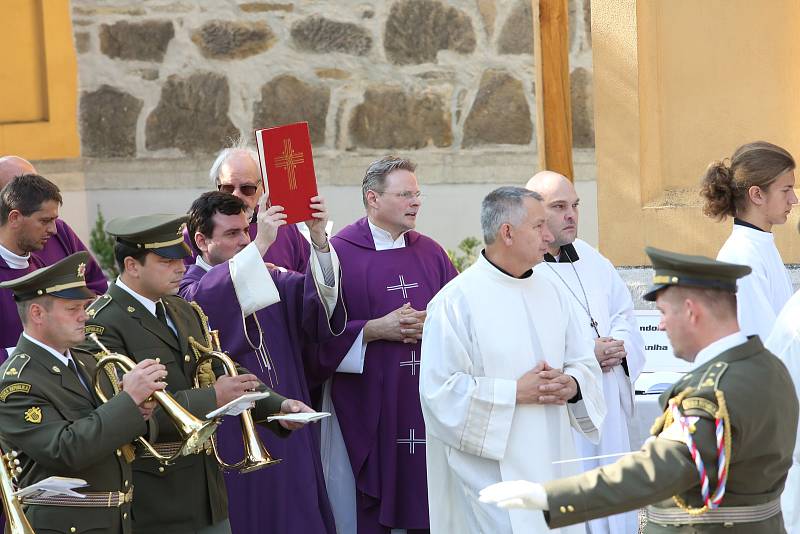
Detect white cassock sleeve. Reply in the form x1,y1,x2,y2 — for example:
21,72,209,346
606,259,646,416
765,296,800,533
737,267,780,339
229,242,281,315
561,295,606,445
419,293,517,461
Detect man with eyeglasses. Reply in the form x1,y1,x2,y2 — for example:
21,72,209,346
315,156,458,534
182,141,310,272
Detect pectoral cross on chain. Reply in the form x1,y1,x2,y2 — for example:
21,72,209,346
590,318,600,338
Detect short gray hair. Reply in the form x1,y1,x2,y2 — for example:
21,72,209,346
481,186,542,244
361,156,417,207
209,136,259,186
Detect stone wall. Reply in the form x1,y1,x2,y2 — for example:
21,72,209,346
72,0,594,163
61,0,597,252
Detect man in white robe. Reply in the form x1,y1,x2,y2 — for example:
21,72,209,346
765,293,800,533
527,172,646,534
420,186,605,534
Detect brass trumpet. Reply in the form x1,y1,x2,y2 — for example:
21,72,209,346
189,332,280,473
0,448,35,533
89,334,220,465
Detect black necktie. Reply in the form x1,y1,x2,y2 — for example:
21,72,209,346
155,301,175,338
67,358,90,393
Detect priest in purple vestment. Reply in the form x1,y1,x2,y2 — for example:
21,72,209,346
181,142,310,272
316,156,458,534
180,191,345,534
0,173,106,362
0,157,106,294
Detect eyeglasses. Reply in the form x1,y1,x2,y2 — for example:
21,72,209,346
217,181,261,197
376,190,424,200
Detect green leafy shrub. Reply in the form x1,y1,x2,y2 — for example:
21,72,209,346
89,206,119,279
447,236,481,272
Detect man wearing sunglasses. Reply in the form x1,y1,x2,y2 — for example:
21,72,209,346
181,141,310,272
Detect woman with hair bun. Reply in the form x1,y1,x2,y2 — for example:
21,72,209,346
700,140,797,339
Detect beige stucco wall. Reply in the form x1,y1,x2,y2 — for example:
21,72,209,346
593,0,800,265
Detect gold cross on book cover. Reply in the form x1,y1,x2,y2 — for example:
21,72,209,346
255,121,319,224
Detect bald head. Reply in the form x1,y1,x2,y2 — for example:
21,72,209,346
0,156,37,189
525,170,579,249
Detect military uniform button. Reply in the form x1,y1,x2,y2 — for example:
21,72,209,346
206,448,212,455
123,512,128,519
116,449,122,456
559,506,566,514
124,480,129,487
567,505,575,512
184,355,191,362
70,528,76,533
158,466,165,473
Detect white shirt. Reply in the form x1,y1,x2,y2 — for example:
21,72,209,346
115,277,177,335
0,241,30,269
691,331,748,370
22,333,89,390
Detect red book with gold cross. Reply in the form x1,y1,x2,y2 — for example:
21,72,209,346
254,121,319,224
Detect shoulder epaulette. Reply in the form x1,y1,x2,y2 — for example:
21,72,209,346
698,361,729,390
1,353,32,380
86,294,112,319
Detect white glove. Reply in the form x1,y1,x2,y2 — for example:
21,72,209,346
479,480,549,510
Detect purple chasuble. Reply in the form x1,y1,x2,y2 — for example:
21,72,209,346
37,219,108,295
182,220,310,273
179,258,344,534
319,217,457,532
0,255,45,362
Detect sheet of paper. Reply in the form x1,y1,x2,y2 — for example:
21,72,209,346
266,411,331,424
15,476,88,498
206,391,270,419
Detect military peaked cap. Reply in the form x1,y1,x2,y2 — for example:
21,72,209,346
105,214,190,260
0,251,95,301
642,246,752,301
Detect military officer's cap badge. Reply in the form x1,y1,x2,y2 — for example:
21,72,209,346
0,252,94,302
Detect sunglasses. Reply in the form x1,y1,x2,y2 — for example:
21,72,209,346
218,182,261,197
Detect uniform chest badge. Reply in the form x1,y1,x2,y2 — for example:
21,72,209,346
24,407,42,424
127,306,135,313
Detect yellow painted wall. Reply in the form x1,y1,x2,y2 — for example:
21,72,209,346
593,0,800,265
0,0,79,159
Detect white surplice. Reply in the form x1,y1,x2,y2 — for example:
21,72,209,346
765,292,800,534
534,239,645,534
420,254,605,534
717,223,793,339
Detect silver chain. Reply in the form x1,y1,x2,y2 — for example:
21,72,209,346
544,251,600,338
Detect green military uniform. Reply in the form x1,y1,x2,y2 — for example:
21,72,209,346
79,215,288,534
0,252,147,534
543,247,798,533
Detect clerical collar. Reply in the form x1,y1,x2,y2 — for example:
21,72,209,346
0,241,30,269
22,332,73,368
115,277,162,319
691,331,748,370
543,243,580,263
367,218,408,251
195,255,214,272
481,250,533,279
733,218,768,233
